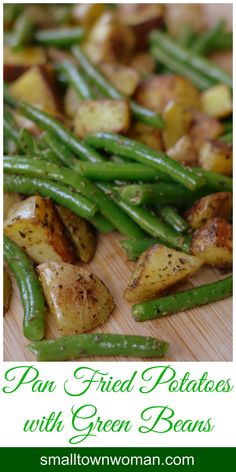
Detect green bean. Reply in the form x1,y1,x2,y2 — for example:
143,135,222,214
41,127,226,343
89,214,114,233
34,26,84,47
213,31,232,50
57,61,94,100
132,276,232,322
4,157,144,238
193,168,232,192
18,102,106,163
120,238,160,261
4,174,96,220
72,45,164,128
150,44,214,90
177,25,197,48
150,31,232,89
4,235,46,341
98,183,190,252
85,133,205,190
117,182,200,206
157,206,189,233
43,132,78,168
4,111,22,149
11,14,34,49
192,20,225,54
222,120,232,134
70,161,169,182
219,132,232,144
28,333,169,361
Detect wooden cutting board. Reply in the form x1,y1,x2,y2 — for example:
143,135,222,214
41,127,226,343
4,4,232,362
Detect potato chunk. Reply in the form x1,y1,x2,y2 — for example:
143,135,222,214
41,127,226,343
201,85,232,119
134,75,200,113
4,192,22,219
72,3,104,27
4,46,47,82
162,100,192,149
165,4,204,37
198,140,232,176
37,262,115,335
83,12,135,64
56,206,97,263
191,218,232,268
167,135,197,165
129,122,163,152
100,63,140,96
130,53,155,77
118,4,165,48
64,87,81,118
124,244,202,303
74,99,130,138
185,192,232,229
4,196,75,264
190,110,224,149
9,66,59,115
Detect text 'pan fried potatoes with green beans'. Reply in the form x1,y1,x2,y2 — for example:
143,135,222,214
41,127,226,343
3,3,232,362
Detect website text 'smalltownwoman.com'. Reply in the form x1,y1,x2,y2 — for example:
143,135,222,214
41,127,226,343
40,453,195,467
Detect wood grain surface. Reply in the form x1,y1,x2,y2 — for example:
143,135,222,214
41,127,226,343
3,4,233,362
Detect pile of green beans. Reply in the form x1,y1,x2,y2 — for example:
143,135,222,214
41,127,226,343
72,46,164,128
150,31,232,90
85,132,205,190
98,183,190,252
4,235,46,341
4,156,144,239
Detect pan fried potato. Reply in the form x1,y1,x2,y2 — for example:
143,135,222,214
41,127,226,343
9,66,59,115
165,4,204,37
4,268,12,315
4,46,47,82
100,63,140,96
124,244,202,303
83,12,135,64
198,140,232,176
201,84,232,119
167,135,197,165
130,53,155,77
56,206,97,263
37,262,115,335
134,75,200,113
191,218,232,268
118,4,164,48
185,192,232,229
4,192,22,219
74,99,130,138
162,100,192,149
129,122,163,152
4,196,75,264
190,110,224,149
72,3,104,27
64,87,81,118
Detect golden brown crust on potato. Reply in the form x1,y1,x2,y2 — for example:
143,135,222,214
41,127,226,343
37,262,115,335
134,75,200,113
185,192,232,229
4,196,75,264
124,244,202,302
191,217,232,268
